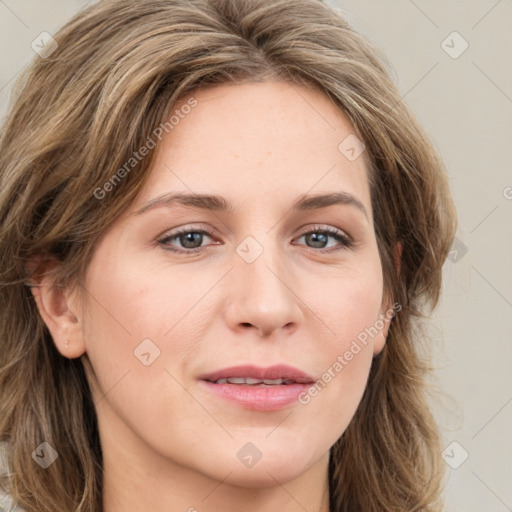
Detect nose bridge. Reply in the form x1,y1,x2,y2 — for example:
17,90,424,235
238,233,284,294
225,230,302,336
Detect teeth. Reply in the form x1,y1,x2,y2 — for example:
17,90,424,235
263,378,284,385
213,377,286,385
226,377,246,384
245,377,263,385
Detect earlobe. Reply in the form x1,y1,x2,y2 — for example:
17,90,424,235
373,306,391,356
374,242,402,356
373,331,387,356
27,256,86,359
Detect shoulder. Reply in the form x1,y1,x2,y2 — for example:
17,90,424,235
0,490,25,512
0,444,25,512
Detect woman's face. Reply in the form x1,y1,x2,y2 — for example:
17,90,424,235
71,81,391,486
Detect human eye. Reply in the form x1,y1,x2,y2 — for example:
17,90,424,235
156,224,352,255
293,225,353,253
157,226,219,254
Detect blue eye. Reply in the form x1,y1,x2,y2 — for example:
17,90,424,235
158,229,214,253
294,227,352,251
158,226,352,254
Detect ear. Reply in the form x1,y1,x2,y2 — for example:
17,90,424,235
373,241,403,355
27,255,86,359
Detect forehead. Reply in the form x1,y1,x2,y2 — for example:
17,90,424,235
133,80,371,218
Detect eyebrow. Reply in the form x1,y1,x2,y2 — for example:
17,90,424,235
134,191,369,221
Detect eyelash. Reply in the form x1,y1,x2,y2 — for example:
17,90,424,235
157,225,353,255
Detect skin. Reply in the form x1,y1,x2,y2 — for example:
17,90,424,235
32,80,394,512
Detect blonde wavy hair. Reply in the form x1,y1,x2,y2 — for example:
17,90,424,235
0,0,457,510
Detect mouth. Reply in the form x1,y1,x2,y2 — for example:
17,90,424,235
207,377,300,386
199,363,315,385
198,364,316,411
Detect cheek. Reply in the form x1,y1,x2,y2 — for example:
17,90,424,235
84,255,216,338
82,241,384,381
296,325,376,447
81,249,198,350
310,261,384,346
79,247,225,420
296,264,383,424
81,236,384,444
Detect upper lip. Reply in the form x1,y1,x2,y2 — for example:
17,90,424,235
198,364,315,384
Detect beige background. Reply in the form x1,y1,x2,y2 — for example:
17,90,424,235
1,1,511,510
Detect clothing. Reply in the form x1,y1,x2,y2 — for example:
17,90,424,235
0,491,24,512
0,444,25,512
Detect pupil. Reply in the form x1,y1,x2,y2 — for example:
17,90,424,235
308,232,327,248
182,232,201,248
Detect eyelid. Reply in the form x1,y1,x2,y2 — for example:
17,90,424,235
157,225,218,251
293,224,353,252
157,223,218,240
295,224,352,242
157,223,353,254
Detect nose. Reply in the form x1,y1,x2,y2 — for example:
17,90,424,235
223,238,304,339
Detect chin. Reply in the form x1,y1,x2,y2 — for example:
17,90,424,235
193,444,320,489
215,461,309,489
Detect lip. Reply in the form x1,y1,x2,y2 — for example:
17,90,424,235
198,364,315,384
198,364,316,412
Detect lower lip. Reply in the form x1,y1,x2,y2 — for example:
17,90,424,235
199,380,312,411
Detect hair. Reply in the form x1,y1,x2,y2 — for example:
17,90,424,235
0,0,457,510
